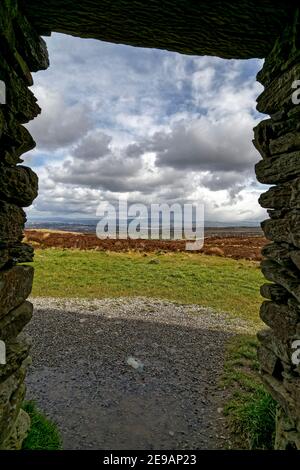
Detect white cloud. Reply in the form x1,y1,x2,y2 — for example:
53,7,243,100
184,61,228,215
26,33,266,223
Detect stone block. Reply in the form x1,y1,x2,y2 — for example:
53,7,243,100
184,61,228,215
0,302,33,341
260,301,299,341
257,328,291,365
0,408,30,450
269,132,300,156
272,114,300,138
0,266,34,319
14,10,49,72
290,250,300,271
0,56,40,123
0,366,26,443
257,63,300,114
259,179,300,210
0,202,26,245
255,151,300,185
0,333,31,383
0,165,38,207
261,243,293,268
0,243,34,270
253,119,273,158
275,407,300,450
0,110,36,165
257,344,280,376
260,283,290,303
261,212,300,249
261,260,300,302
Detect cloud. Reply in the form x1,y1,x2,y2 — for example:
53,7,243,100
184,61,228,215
132,112,258,173
26,86,93,150
73,131,112,160
26,33,266,223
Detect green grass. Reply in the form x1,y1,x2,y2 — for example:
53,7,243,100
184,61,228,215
22,401,62,450
222,335,277,449
29,249,264,325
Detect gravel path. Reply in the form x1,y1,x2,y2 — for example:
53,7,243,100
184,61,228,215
24,297,252,450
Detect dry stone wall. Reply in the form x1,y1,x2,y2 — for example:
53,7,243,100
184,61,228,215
255,9,300,450
0,0,48,449
0,0,299,451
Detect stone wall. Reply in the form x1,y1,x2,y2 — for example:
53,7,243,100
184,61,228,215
0,0,48,449
255,9,300,450
0,0,299,451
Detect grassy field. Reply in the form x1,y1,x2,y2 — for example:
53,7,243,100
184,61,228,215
30,248,264,325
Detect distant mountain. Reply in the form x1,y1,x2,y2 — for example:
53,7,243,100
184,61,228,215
26,216,260,233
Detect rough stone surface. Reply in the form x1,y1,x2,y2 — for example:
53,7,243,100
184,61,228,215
22,0,294,59
0,266,34,319
257,345,282,376
256,62,300,114
275,407,300,450
0,302,33,342
0,408,31,450
253,119,274,158
272,112,300,138
261,260,300,302
257,329,292,365
0,202,26,245
0,0,49,451
290,250,300,271
256,9,300,87
0,366,26,443
260,283,290,303
255,152,300,185
259,301,299,341
0,165,38,207
0,244,34,270
0,110,36,165
0,333,31,384
13,9,49,71
269,132,300,156
261,243,294,267
0,55,41,123
261,212,300,248
259,179,300,209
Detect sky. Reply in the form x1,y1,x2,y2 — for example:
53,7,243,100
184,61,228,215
24,33,268,223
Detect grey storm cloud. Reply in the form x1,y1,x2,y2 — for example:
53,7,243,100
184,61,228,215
49,151,143,192
73,131,112,160
48,151,191,196
199,171,249,192
137,116,259,173
47,112,258,198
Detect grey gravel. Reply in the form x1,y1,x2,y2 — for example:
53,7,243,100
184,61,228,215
25,296,254,450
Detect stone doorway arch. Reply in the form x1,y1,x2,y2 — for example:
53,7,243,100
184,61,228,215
0,0,299,449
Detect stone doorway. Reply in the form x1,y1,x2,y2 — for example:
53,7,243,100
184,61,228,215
0,0,299,449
